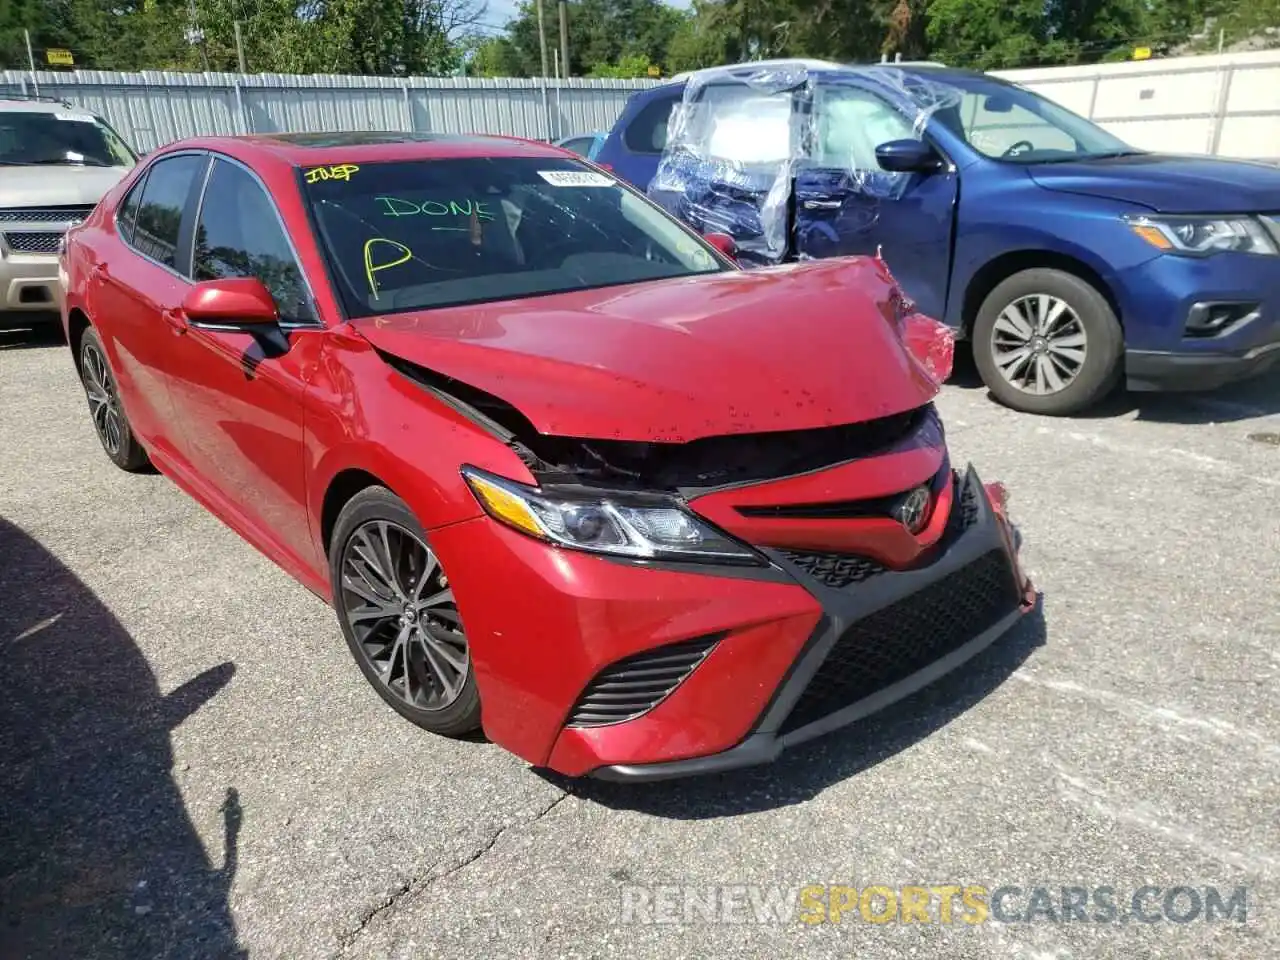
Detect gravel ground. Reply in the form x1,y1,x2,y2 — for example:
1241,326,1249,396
1,326,1278,960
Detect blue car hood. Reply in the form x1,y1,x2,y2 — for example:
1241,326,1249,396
1027,153,1280,214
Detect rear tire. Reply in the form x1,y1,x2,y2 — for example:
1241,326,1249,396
330,486,482,738
78,327,151,472
973,268,1123,416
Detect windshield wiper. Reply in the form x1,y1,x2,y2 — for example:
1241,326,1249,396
1082,149,1147,160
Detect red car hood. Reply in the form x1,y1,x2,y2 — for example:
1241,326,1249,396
351,258,942,443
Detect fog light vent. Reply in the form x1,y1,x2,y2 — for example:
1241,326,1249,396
1185,301,1259,338
566,634,723,728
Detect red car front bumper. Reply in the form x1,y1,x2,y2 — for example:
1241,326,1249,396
430,462,1035,781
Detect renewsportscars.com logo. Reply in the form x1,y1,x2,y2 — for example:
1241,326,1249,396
618,884,1249,926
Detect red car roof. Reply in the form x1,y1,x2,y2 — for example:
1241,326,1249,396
161,131,572,168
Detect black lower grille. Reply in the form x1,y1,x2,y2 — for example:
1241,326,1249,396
566,634,722,727
779,549,1020,734
3,231,62,254
778,550,886,587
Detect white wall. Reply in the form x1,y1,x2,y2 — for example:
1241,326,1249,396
993,49,1280,162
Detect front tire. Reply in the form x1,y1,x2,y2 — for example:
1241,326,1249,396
972,268,1123,416
330,486,481,738
78,327,150,472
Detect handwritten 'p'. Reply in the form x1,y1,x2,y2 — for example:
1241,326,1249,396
363,238,412,299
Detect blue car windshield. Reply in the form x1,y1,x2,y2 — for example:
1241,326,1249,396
911,75,1138,164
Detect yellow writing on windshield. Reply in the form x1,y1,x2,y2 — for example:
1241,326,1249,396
363,238,412,300
376,196,496,222
305,164,360,184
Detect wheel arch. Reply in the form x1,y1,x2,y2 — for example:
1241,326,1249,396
67,308,92,372
960,250,1123,338
320,468,395,558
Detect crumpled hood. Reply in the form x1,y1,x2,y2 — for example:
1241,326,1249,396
0,165,131,209
1027,153,1280,214
352,258,942,443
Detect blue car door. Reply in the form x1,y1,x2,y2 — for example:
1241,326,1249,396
792,78,959,322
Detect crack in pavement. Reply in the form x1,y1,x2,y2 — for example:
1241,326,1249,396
333,788,572,957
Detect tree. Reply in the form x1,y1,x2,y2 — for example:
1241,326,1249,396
498,0,686,77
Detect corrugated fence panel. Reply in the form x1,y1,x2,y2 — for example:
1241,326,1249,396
0,69,659,150
11,54,1274,159
996,49,1280,161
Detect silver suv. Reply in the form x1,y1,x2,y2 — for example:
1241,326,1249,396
0,96,137,331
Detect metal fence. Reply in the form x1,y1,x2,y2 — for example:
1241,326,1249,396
0,70,661,153
4,49,1279,160
995,49,1280,162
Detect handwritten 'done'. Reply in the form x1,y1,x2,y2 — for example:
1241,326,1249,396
376,196,497,222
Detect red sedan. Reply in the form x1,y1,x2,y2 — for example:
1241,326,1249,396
60,132,1035,780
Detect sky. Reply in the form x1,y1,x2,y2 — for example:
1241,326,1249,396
482,0,693,34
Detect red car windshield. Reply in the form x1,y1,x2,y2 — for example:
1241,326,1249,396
300,156,726,317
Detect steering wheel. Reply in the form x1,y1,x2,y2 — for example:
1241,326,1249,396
1002,140,1035,159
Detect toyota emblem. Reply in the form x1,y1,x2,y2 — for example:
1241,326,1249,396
894,486,931,534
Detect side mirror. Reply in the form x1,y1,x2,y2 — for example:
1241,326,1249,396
703,231,739,261
875,139,943,174
181,277,289,354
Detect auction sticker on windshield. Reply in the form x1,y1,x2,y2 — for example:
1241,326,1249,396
538,170,613,187
55,113,94,122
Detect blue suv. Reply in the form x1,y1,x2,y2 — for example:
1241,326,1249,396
595,60,1280,415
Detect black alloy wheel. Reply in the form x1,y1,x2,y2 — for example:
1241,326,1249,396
330,486,481,737
78,327,150,472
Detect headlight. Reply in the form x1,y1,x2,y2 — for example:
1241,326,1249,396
1127,214,1278,256
461,466,763,565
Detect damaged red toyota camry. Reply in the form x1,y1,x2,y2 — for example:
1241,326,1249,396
61,132,1035,781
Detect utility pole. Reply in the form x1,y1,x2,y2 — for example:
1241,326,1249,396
233,20,248,73
23,30,40,96
559,1,570,80
535,0,550,78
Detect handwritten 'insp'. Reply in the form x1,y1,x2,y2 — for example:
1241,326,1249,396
305,164,360,184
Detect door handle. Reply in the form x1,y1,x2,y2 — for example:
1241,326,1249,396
161,308,189,335
802,199,843,210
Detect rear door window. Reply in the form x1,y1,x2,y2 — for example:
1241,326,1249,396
116,174,147,245
130,154,206,271
623,91,680,154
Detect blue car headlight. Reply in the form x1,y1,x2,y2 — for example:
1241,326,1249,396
1127,214,1279,256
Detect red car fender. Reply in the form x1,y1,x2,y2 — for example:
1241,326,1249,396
302,332,536,576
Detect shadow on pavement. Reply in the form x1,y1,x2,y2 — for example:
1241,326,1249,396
0,324,65,351
948,345,1280,424
553,597,1047,818
0,518,245,959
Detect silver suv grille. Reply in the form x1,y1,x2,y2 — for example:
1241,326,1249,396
0,205,94,224
2,232,63,254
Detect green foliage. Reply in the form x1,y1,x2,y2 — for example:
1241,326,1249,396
2,0,475,73
1,0,1275,77
587,52,656,77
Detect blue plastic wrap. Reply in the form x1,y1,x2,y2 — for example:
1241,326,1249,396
649,60,962,266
